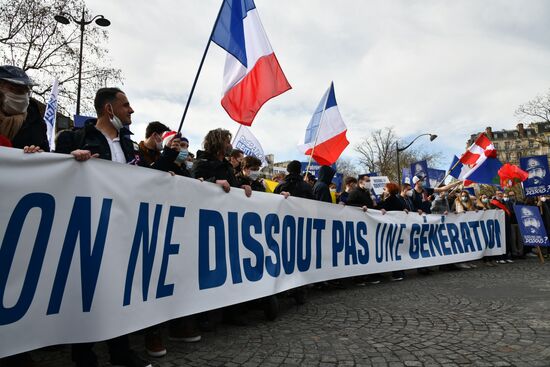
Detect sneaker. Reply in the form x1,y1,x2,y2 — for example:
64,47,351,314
145,330,167,358
496,260,506,264
110,350,152,367
506,259,514,263
391,276,404,281
456,263,471,269
468,263,477,268
169,317,202,342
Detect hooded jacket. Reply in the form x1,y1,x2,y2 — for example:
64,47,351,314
274,172,313,199
312,165,335,203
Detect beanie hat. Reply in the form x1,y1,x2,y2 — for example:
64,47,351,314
161,131,177,147
287,160,302,174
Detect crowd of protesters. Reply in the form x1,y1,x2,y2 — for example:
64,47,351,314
2,66,550,367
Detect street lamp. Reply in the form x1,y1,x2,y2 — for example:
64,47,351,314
54,8,110,115
396,133,437,185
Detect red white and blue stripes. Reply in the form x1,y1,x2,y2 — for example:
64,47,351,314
211,0,291,126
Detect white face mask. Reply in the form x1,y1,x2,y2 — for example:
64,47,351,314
248,170,260,181
363,181,372,190
155,135,163,151
185,161,193,170
406,190,413,197
108,104,124,131
2,91,30,115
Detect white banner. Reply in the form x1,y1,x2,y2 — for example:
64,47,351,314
0,147,505,357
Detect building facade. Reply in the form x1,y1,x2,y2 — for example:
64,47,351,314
468,122,550,165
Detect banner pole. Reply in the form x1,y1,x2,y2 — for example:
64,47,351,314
305,85,331,177
177,1,225,133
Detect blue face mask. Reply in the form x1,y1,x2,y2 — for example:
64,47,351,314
175,149,188,164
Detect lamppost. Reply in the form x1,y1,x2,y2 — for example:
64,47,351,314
54,8,110,115
396,133,438,185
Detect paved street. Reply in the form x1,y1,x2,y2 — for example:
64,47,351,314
31,258,550,366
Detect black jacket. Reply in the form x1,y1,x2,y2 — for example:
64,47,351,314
380,194,405,211
347,187,375,208
56,121,139,163
11,99,50,151
236,173,265,192
274,173,313,199
192,150,239,187
148,146,191,177
312,165,335,203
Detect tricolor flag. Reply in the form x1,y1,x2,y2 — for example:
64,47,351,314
43,78,59,151
455,133,502,185
298,82,349,166
211,0,291,126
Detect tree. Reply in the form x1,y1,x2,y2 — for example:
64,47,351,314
354,127,440,182
335,157,359,178
0,0,122,114
515,89,550,124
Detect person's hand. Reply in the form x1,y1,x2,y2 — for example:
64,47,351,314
381,209,387,215
339,201,346,206
404,209,409,214
417,209,423,215
71,149,99,161
23,145,43,153
280,191,290,199
361,206,368,212
168,171,176,176
216,179,230,193
444,211,448,215
241,184,252,197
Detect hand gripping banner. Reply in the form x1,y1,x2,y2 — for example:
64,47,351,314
0,147,505,357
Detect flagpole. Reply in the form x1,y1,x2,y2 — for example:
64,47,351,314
305,84,332,176
177,1,225,133
231,124,242,146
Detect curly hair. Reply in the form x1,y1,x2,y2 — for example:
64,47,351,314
203,128,232,155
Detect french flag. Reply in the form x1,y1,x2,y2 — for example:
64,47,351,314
211,0,291,126
298,82,349,166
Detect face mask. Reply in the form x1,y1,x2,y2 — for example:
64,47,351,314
175,149,188,164
363,182,372,190
509,197,516,202
108,104,124,131
406,190,413,197
249,170,260,181
185,161,193,170
482,198,489,203
330,188,336,193
461,196,469,202
2,91,30,115
541,197,547,202
503,197,509,202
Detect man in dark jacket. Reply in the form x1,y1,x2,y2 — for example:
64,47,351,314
138,121,170,166
0,65,49,152
347,174,375,209
55,87,151,367
313,165,336,203
274,160,313,199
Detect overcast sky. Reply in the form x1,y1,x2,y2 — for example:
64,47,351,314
85,0,550,170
